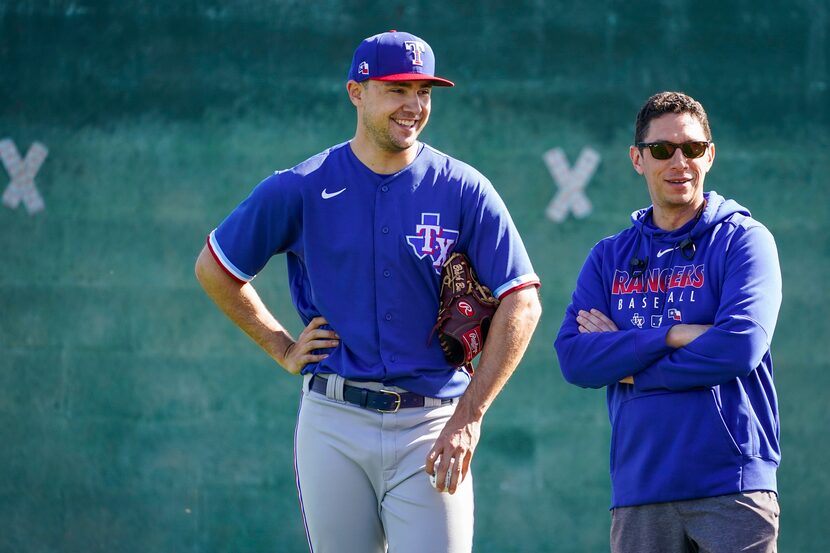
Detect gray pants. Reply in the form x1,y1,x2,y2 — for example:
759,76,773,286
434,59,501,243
294,374,474,553
611,491,780,553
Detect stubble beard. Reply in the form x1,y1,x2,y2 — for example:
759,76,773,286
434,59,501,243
363,116,419,153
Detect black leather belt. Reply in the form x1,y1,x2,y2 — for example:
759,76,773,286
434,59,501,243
309,375,452,413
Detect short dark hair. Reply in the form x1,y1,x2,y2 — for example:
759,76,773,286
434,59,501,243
634,91,712,144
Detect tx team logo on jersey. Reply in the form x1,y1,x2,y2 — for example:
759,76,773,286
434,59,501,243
668,308,682,321
631,313,645,328
406,212,459,273
404,41,425,66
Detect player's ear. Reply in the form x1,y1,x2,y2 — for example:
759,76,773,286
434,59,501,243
703,141,715,171
629,144,645,175
347,80,364,107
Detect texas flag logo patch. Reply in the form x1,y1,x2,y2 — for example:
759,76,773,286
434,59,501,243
358,61,369,75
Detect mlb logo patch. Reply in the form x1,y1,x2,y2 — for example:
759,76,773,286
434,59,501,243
358,61,369,75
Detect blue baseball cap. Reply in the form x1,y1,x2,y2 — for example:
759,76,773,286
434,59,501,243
348,30,454,87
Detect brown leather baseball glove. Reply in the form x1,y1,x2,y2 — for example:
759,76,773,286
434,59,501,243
430,252,500,374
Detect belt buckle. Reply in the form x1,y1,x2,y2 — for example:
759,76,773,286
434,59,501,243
378,389,401,413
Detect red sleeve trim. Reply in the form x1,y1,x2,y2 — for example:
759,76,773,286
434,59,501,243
206,234,247,284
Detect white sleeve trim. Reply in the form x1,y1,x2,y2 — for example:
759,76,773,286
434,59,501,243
493,274,541,299
208,230,255,282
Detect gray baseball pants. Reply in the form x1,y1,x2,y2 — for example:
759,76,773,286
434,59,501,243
294,374,474,553
611,491,780,553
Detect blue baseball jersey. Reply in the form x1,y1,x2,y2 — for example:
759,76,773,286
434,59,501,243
209,141,539,398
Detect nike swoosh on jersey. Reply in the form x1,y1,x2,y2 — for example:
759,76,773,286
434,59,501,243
321,187,347,199
656,247,677,258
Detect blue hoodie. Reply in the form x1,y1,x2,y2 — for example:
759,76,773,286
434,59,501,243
555,191,782,508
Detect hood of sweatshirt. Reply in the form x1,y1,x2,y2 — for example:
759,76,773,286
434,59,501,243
630,191,750,248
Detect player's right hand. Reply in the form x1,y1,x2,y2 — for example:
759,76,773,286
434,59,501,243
281,316,339,375
577,308,619,333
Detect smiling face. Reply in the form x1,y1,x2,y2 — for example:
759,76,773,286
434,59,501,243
629,112,715,230
349,79,432,161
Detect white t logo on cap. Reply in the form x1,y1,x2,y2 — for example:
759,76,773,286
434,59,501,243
404,41,425,66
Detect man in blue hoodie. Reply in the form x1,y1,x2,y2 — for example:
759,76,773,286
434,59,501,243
555,91,782,553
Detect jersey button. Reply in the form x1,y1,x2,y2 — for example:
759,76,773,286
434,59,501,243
382,226,389,234
383,269,391,277
385,313,392,321
381,185,389,192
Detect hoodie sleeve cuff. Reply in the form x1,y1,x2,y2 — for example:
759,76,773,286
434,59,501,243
632,327,674,390
633,327,673,368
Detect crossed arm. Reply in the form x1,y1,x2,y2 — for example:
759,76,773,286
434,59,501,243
576,308,710,384
556,226,781,391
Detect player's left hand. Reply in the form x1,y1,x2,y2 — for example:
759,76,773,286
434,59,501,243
425,415,480,494
577,308,619,333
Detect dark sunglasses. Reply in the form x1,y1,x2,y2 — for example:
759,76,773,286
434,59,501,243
636,141,710,160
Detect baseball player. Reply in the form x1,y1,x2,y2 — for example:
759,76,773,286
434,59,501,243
555,92,782,552
195,30,542,553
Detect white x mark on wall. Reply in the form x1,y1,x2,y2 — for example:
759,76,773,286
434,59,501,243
1,138,49,215
543,146,600,223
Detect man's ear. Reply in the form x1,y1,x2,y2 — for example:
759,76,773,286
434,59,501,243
629,145,645,175
703,142,716,172
346,80,364,107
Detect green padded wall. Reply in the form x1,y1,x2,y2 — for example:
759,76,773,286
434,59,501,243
1,1,828,551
